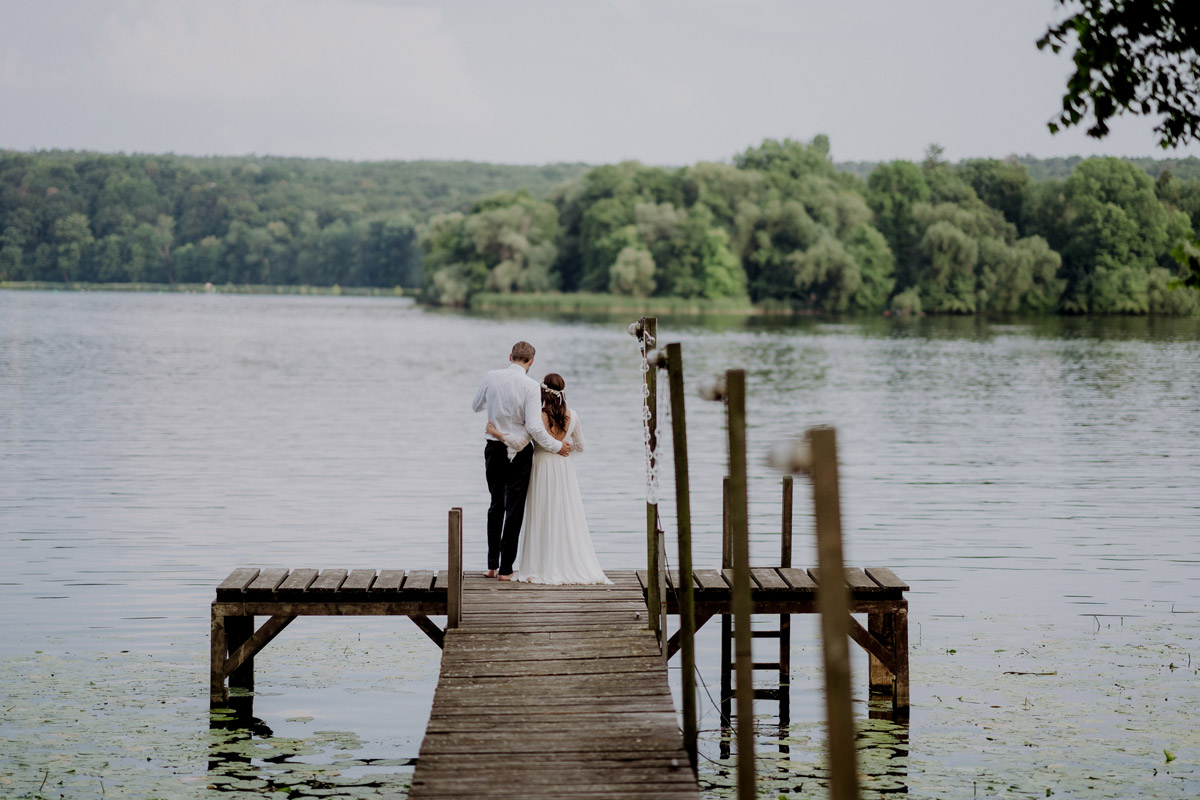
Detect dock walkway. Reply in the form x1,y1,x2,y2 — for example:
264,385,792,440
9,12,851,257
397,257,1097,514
408,570,700,800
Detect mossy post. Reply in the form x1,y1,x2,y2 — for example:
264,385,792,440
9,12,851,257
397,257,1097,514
725,369,755,800
665,341,697,773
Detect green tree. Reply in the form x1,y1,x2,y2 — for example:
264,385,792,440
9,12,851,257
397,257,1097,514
1056,157,1170,312
52,213,94,282
420,191,561,303
866,161,930,291
699,226,746,300
958,159,1033,230
609,246,655,297
1038,0,1200,148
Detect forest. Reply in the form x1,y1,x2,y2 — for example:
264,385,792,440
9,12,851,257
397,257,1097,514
0,151,587,290
3,140,1200,315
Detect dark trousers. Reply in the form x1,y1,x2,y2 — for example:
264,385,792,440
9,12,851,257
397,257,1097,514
484,440,534,574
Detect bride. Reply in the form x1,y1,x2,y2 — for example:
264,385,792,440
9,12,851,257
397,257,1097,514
485,373,612,585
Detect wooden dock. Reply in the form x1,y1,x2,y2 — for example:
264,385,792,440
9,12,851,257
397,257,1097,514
408,571,700,800
210,564,910,797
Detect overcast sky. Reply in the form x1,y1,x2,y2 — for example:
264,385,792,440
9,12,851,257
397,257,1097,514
3,0,1198,166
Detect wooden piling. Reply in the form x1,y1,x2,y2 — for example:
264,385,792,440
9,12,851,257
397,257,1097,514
808,427,859,800
448,508,463,629
781,475,794,568
722,476,732,570
210,608,228,705
665,341,698,772
725,369,755,800
779,475,794,727
225,615,254,692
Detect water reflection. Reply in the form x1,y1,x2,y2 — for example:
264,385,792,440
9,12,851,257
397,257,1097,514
207,706,415,797
701,714,912,798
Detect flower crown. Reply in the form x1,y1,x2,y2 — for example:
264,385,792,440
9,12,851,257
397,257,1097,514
541,383,564,399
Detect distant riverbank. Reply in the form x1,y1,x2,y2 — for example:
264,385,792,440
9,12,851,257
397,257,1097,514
0,281,413,298
466,291,765,315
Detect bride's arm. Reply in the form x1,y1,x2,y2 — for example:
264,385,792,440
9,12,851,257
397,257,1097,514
486,420,531,460
569,410,584,454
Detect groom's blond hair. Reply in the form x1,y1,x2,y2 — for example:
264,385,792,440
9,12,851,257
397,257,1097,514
511,341,536,363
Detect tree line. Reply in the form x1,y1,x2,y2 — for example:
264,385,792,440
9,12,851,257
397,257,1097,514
0,150,587,289
3,142,1200,314
424,137,1200,315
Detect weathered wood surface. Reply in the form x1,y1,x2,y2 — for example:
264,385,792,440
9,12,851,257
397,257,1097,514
214,567,448,604
409,573,699,800
637,565,906,610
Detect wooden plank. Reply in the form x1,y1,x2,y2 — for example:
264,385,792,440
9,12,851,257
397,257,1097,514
446,643,660,660
216,568,259,594
371,569,405,592
865,566,909,592
440,658,665,679
778,567,817,591
278,568,318,592
844,566,884,594
418,733,688,755
406,569,435,592
750,567,788,591
342,569,376,592
309,569,347,592
246,567,289,593
692,569,727,592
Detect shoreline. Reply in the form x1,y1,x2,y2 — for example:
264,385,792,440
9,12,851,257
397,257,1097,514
0,281,413,298
5,283,1199,319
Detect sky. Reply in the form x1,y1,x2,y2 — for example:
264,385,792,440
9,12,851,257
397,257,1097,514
3,0,1198,166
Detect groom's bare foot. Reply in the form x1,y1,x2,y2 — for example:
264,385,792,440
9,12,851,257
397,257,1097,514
498,573,514,581
485,569,497,578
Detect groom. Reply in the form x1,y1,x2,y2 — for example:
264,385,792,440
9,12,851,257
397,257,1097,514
472,341,570,580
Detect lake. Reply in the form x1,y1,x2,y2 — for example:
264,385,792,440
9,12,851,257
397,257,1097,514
2,290,1198,798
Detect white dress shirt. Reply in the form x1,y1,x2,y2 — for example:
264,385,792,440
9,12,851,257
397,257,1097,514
472,363,563,454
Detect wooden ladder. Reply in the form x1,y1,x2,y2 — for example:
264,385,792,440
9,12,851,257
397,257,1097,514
719,476,795,754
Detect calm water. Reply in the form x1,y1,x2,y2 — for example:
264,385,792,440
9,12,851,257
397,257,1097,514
2,291,1198,798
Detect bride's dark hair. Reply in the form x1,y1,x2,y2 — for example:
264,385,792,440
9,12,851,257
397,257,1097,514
541,373,568,434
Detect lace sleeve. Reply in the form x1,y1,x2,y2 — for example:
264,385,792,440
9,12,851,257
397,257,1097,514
569,410,584,455
499,428,531,461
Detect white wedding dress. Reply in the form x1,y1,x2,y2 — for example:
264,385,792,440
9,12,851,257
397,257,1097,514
511,410,612,585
